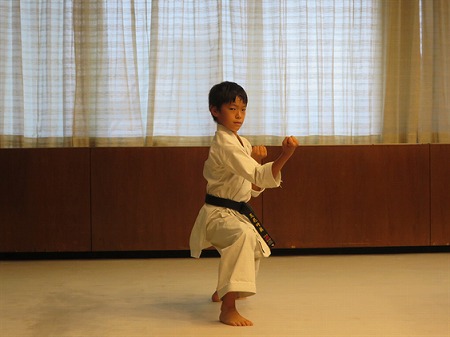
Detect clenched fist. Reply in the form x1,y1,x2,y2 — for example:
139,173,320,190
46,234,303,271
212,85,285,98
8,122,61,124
281,136,299,156
251,145,268,163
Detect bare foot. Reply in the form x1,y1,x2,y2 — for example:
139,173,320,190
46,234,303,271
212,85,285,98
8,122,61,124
220,307,253,326
219,292,253,326
212,291,221,302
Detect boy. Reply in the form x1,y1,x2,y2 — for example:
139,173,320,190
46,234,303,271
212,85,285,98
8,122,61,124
189,81,299,326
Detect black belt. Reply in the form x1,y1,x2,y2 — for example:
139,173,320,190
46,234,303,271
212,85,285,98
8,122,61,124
205,194,275,248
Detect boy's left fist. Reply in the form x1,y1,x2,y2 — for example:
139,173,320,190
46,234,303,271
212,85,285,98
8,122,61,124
284,136,299,148
251,145,268,163
282,136,299,156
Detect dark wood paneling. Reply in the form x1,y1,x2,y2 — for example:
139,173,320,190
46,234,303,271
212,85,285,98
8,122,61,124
430,144,450,245
0,149,91,252
263,145,430,249
1,145,443,253
91,147,211,251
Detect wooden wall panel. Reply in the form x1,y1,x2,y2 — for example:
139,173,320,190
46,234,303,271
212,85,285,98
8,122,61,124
1,144,444,254
0,149,91,252
430,144,450,245
90,147,212,251
263,145,430,249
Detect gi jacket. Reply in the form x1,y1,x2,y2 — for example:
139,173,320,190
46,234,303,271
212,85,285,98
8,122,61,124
190,124,281,258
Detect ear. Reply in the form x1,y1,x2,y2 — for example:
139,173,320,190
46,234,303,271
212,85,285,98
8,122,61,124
210,105,220,118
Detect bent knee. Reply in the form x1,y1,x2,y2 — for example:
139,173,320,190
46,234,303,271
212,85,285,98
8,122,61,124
230,226,259,249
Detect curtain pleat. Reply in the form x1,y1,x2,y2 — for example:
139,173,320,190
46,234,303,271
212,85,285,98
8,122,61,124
424,0,450,143
382,0,449,143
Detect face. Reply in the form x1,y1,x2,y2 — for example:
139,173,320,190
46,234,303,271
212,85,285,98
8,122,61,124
211,97,247,134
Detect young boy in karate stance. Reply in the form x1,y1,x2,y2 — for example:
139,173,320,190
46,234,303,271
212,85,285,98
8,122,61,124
190,81,299,326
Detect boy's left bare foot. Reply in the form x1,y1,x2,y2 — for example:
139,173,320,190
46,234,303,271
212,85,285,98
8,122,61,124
220,292,253,326
220,306,253,326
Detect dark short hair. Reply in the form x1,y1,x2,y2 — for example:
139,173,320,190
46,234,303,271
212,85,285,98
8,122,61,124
208,81,248,121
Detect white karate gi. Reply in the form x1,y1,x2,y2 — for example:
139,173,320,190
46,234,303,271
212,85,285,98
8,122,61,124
190,124,281,300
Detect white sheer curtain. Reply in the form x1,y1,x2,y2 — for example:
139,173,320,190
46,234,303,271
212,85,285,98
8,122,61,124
1,1,448,147
241,1,383,145
1,1,77,146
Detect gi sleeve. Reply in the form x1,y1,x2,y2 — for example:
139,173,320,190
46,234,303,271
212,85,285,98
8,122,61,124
219,144,281,189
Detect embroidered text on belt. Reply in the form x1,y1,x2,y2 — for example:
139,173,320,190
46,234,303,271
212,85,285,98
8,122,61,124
205,194,275,248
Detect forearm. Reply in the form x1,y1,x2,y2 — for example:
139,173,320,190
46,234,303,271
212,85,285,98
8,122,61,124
271,152,293,179
271,136,299,179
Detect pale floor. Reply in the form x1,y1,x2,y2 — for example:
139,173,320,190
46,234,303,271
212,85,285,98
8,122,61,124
1,253,449,337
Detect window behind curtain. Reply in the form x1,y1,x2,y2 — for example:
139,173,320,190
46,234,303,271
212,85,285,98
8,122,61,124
0,1,383,147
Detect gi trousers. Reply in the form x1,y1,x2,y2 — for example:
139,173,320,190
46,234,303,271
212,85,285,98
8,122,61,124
206,210,270,300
